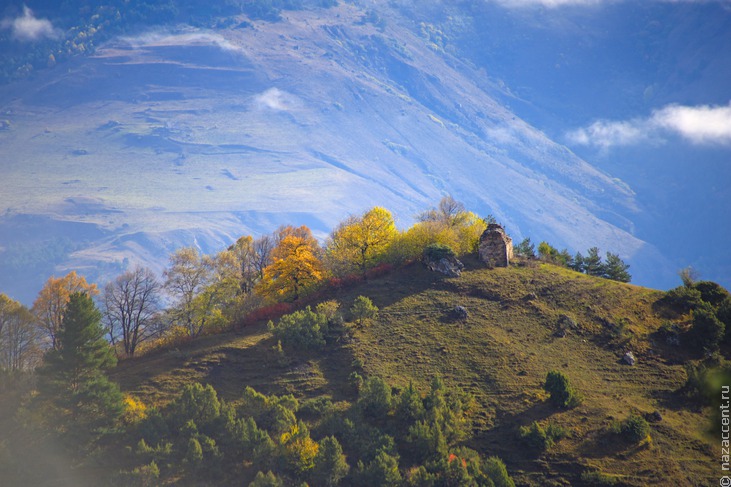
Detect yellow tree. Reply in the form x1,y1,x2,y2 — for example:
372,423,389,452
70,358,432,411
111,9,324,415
327,207,398,277
32,271,98,350
259,232,324,302
164,247,240,337
410,196,486,256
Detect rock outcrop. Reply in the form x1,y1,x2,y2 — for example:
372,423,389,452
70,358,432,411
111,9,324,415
424,255,465,277
623,351,636,366
478,224,513,267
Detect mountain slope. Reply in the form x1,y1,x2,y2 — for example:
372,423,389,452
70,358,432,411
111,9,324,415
0,2,668,303
109,260,715,486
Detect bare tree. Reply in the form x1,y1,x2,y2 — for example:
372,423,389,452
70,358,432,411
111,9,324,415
103,267,161,358
0,294,41,371
417,195,469,228
679,266,700,288
253,234,275,281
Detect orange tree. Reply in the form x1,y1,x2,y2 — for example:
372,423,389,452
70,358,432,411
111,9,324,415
258,230,324,302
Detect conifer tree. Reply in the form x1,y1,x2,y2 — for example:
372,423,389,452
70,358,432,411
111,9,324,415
602,252,632,282
37,292,123,433
583,247,603,276
350,296,378,327
312,435,350,486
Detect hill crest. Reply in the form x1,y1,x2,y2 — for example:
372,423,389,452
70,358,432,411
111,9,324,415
111,258,714,486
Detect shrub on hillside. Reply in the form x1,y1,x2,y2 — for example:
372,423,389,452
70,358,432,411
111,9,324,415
519,421,566,452
686,302,725,352
365,263,395,279
350,296,379,327
661,286,703,313
239,386,298,435
544,370,582,409
483,456,516,487
580,470,619,485
248,471,283,487
423,243,456,262
243,302,294,326
693,281,730,307
611,414,650,444
268,306,328,350
316,300,343,326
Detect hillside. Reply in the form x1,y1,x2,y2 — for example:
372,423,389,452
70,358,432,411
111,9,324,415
106,259,715,486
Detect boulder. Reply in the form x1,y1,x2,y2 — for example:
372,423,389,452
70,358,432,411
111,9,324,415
425,255,464,277
453,305,468,321
648,411,663,422
622,351,636,366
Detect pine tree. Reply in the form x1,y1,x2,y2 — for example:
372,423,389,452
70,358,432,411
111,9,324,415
312,436,350,486
602,252,631,282
514,237,536,259
350,296,378,327
583,247,603,276
570,251,585,273
37,292,123,433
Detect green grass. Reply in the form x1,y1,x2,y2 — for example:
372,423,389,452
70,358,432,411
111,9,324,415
112,257,716,485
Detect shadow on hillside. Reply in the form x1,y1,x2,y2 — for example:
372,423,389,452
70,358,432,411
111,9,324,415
577,429,653,461
337,261,460,311
201,329,360,404
472,400,558,462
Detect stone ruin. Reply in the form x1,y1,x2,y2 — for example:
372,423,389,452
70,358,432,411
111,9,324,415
478,224,513,268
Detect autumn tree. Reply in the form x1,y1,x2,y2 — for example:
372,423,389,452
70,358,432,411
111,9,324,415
164,247,240,337
102,266,161,357
194,249,241,330
230,234,276,295
327,207,398,277
32,271,99,350
394,196,486,261
36,293,123,433
275,225,319,247
258,228,324,302
164,247,211,336
0,294,41,371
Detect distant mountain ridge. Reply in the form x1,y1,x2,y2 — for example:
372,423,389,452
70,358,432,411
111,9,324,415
0,1,693,303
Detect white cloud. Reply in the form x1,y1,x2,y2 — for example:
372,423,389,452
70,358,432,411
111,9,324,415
566,119,650,148
122,30,245,54
1,6,59,42
567,102,731,148
253,88,300,111
653,103,731,144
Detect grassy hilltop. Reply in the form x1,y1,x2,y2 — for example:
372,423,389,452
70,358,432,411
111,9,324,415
108,257,716,486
